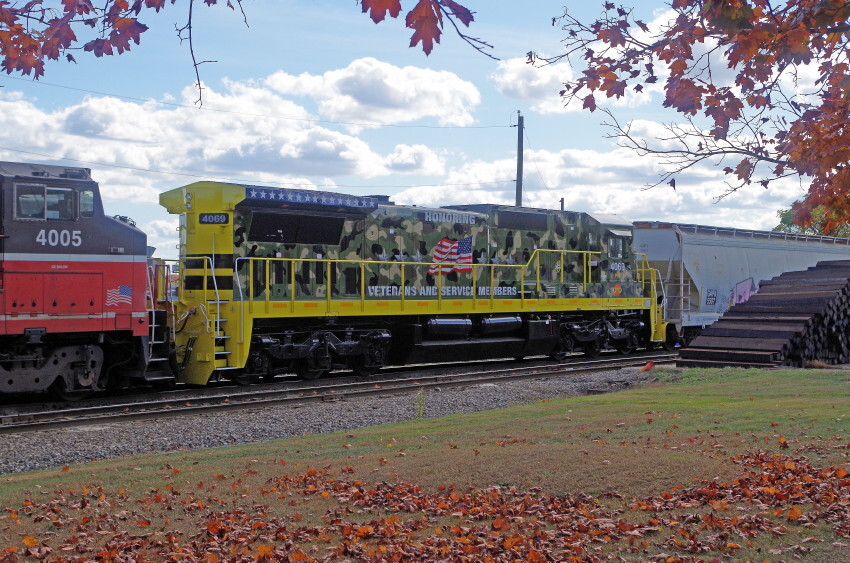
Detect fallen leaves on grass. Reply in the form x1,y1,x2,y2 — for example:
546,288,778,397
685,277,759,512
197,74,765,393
1,451,848,560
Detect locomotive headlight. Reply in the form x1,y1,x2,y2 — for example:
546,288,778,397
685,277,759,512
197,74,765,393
185,192,193,201
186,202,192,209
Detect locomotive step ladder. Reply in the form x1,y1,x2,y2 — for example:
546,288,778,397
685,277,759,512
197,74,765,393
209,300,240,373
143,264,176,382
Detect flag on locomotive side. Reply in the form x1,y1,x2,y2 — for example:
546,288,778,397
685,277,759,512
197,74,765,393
428,236,473,275
105,284,133,306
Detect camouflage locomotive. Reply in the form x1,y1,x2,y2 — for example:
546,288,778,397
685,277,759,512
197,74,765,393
159,181,671,385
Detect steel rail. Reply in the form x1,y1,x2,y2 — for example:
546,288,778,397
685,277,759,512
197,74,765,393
0,353,675,434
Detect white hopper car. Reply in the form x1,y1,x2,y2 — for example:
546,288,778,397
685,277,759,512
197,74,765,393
633,222,850,344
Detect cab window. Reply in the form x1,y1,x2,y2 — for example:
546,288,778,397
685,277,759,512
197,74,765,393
608,237,624,259
46,188,74,220
79,189,95,218
15,184,76,220
15,184,46,219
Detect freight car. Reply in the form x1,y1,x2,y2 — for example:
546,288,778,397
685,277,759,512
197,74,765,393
158,182,671,386
633,221,850,344
0,161,172,399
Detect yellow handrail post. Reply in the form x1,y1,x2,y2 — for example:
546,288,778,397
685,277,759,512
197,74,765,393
289,258,296,314
437,264,443,311
471,263,477,310
535,251,541,295
520,265,525,305
360,262,366,312
326,259,332,313
264,258,270,314
248,259,254,316
490,263,495,307
400,263,406,311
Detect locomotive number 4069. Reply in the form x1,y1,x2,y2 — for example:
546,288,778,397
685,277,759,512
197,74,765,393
199,213,229,225
36,229,83,247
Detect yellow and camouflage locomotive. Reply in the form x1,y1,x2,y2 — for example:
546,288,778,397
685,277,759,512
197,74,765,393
159,181,671,386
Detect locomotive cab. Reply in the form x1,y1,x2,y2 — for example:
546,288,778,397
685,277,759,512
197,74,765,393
0,161,156,398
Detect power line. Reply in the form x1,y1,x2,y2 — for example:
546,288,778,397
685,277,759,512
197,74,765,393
3,75,511,130
0,146,515,189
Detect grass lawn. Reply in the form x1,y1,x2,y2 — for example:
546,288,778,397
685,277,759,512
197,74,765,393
1,366,848,561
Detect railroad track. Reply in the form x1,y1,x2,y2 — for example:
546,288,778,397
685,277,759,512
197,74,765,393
0,353,676,434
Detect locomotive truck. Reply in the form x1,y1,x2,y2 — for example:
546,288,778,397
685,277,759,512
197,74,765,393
0,161,671,397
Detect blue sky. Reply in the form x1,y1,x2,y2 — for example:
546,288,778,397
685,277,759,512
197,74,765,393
1,1,810,257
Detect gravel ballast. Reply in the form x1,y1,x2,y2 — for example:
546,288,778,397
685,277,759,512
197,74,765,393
0,368,652,475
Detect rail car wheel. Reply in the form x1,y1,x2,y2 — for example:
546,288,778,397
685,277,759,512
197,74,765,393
352,358,378,377
583,341,602,358
294,358,328,380
229,371,258,386
662,324,679,352
49,379,91,402
615,334,638,355
352,331,390,377
549,331,577,362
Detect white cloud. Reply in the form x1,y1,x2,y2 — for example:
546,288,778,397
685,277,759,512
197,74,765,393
0,68,456,209
265,57,481,129
491,58,572,114
393,145,800,232
384,144,444,175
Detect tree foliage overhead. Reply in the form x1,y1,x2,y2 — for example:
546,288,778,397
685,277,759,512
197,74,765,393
0,1,483,83
532,0,850,234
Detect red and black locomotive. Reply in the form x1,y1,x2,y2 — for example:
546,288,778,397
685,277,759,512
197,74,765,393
0,161,169,399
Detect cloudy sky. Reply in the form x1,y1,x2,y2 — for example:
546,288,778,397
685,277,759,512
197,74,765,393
2,0,810,257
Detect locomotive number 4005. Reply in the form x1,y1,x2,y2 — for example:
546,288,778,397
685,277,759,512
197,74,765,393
36,229,83,247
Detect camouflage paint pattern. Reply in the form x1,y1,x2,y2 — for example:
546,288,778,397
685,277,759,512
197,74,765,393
225,195,644,302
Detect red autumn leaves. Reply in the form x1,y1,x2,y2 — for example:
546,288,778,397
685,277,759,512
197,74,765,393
0,0,473,80
0,0,152,78
2,450,848,561
560,0,850,232
360,0,474,55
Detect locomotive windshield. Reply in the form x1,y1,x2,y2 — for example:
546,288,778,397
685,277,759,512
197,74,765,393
15,184,77,221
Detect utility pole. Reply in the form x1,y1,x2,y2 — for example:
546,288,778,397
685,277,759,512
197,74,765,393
515,110,524,207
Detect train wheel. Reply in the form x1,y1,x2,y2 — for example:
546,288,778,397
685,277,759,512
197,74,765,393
583,341,602,358
294,359,327,380
615,334,638,355
229,372,258,386
662,324,679,351
549,332,577,362
49,379,91,402
352,332,389,377
352,359,378,377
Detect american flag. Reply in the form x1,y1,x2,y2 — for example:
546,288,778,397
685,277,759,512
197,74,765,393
105,284,133,306
428,236,473,275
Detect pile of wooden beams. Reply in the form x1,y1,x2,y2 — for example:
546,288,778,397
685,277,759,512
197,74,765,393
677,260,850,368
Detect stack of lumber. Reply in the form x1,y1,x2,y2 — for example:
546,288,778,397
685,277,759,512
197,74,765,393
677,260,850,368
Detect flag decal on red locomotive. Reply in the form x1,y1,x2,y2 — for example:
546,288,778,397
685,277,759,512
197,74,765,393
106,284,133,306
428,236,473,275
